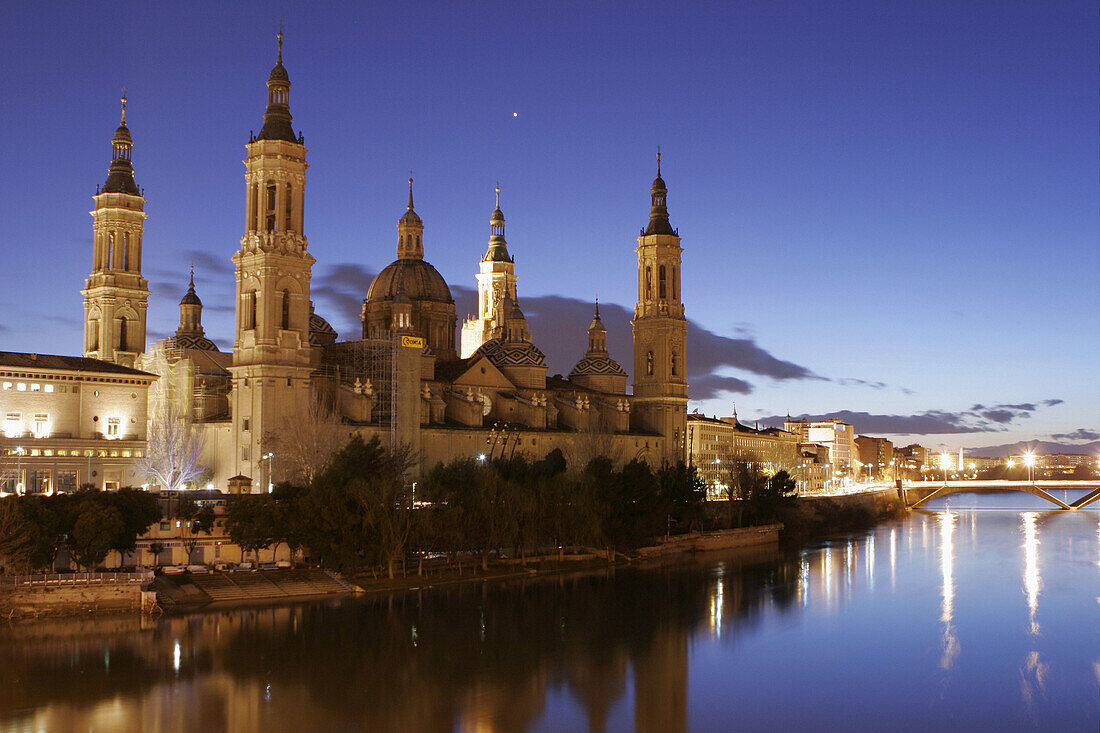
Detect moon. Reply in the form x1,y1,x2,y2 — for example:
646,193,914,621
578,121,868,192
513,112,518,117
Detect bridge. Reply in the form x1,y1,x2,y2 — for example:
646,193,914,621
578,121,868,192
904,480,1100,510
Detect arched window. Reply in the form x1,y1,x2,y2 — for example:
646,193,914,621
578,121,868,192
646,350,654,376
107,232,115,271
285,183,293,231
659,265,667,299
121,233,129,271
265,183,277,232
118,317,128,351
244,291,257,330
671,351,678,376
281,289,290,330
645,266,652,300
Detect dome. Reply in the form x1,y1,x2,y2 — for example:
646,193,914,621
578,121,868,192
113,124,132,143
180,287,202,307
651,174,666,191
366,259,453,305
309,312,337,346
569,354,626,379
399,208,422,226
474,338,546,368
172,334,219,352
268,62,289,83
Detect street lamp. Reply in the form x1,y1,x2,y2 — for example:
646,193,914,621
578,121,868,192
262,452,275,493
1023,451,1035,485
14,446,24,495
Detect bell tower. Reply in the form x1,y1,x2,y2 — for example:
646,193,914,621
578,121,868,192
460,185,518,358
229,32,316,487
631,153,687,463
82,93,149,367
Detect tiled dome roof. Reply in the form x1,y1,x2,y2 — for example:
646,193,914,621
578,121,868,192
568,354,626,379
172,334,219,352
366,259,453,305
474,338,546,368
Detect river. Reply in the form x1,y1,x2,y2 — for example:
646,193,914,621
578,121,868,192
1,491,1096,732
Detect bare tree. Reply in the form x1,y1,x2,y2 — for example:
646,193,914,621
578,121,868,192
263,398,350,486
138,405,207,492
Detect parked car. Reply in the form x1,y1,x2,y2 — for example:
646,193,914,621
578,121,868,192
275,560,292,568
187,565,209,574
233,562,254,572
162,566,186,576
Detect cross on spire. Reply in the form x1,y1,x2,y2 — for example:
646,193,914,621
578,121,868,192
120,88,127,125
277,24,284,63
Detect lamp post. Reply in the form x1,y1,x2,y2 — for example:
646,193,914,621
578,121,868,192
262,452,275,493
15,446,24,495
1023,451,1035,485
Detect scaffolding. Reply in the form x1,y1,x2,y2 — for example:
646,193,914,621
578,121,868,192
320,336,397,444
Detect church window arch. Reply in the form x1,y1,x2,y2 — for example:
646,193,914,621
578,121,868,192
243,291,257,330
118,317,128,351
645,266,652,300
671,350,678,376
659,265,667,299
265,182,277,232
646,350,654,376
285,183,293,231
107,232,115,271
281,289,290,330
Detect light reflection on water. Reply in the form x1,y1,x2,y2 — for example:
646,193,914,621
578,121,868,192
0,492,1096,732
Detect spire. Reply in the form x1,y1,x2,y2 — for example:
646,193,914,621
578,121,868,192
397,176,424,259
256,30,297,142
586,299,607,354
102,91,139,195
181,264,202,306
643,149,675,236
484,183,513,263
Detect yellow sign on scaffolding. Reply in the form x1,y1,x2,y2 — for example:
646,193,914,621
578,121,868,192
400,336,425,349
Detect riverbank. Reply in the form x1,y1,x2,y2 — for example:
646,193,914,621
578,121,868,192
777,488,907,540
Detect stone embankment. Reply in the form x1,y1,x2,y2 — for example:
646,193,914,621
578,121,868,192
152,568,354,610
777,488,907,539
635,524,782,558
0,572,156,620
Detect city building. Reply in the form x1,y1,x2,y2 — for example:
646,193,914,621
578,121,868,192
687,409,800,498
855,435,894,481
784,417,858,483
0,352,155,493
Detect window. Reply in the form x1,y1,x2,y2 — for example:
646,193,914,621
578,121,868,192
33,413,48,438
285,183,293,231
118,317,128,351
659,265,667,299
16,383,26,391
266,183,277,231
243,418,250,432
4,413,21,438
2,382,10,390
281,289,290,330
243,291,257,330
107,417,120,437
30,383,40,392
671,351,678,377
44,384,54,393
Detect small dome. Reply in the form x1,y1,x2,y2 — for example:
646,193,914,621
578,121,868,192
268,62,289,83
309,312,337,346
651,174,666,191
399,208,422,226
113,124,132,143
172,334,219,352
366,259,453,305
474,338,546,368
569,354,627,379
180,287,201,307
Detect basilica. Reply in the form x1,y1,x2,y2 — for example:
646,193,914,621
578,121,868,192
6,36,690,493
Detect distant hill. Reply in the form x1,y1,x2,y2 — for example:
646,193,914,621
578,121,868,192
966,440,1100,458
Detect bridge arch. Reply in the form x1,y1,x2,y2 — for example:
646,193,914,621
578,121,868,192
907,485,1078,510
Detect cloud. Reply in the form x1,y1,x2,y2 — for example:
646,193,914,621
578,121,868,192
689,374,754,399
760,399,1063,436
1050,428,1099,442
311,264,379,338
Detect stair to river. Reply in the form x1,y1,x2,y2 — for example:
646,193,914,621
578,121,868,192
159,569,351,606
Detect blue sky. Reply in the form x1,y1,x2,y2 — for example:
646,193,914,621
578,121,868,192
0,1,1096,453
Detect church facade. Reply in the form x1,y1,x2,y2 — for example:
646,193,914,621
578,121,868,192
90,36,690,490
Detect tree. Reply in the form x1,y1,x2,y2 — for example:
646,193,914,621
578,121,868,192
353,443,416,578
138,405,207,491
103,488,161,557
720,451,767,528
225,496,276,563
263,398,350,486
656,461,706,533
750,470,798,525
177,496,216,564
70,503,124,570
0,497,35,574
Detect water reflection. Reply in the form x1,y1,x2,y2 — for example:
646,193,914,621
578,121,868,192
2,494,1096,732
1021,512,1041,636
938,511,960,671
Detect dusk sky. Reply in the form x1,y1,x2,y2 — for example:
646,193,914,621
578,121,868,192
0,1,1096,454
